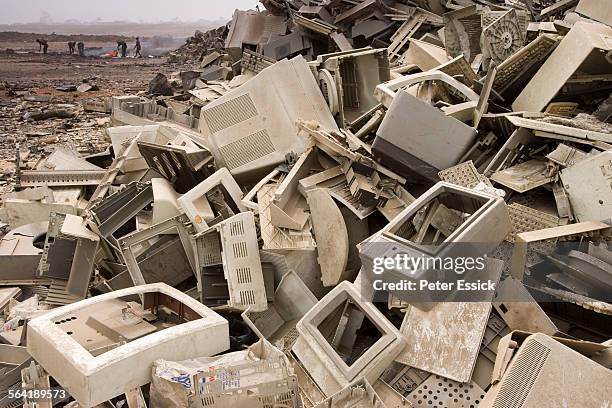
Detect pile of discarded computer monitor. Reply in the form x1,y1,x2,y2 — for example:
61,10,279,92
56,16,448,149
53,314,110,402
1,0,611,406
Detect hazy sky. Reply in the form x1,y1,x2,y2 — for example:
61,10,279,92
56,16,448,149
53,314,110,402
0,0,259,24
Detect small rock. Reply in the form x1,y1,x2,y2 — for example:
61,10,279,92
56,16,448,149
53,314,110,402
148,73,174,96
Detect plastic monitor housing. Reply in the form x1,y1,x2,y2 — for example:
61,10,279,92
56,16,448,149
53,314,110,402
292,281,405,397
26,283,229,408
360,182,511,282
198,56,338,182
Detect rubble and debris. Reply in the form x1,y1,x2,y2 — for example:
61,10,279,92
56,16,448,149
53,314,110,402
1,0,612,406
151,339,298,408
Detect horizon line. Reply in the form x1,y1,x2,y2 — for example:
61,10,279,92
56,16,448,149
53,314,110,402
0,18,234,25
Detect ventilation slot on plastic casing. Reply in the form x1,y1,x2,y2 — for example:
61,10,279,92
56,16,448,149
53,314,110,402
492,339,551,408
219,129,276,170
201,93,258,133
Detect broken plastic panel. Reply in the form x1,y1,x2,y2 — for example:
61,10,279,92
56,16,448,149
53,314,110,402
106,125,175,173
20,362,55,407
443,5,482,62
401,39,449,71
37,213,99,299
240,167,281,211
26,283,229,408
492,34,560,97
270,147,317,231
481,9,526,67
483,127,538,177
0,288,21,315
264,30,314,60
406,375,486,408
0,344,32,393
379,362,431,401
191,211,268,312
257,183,316,251
493,277,558,335
104,234,195,292
491,159,555,193
118,214,196,287
481,333,612,407
394,278,498,383
560,150,612,222
241,49,276,74
434,55,479,87
190,339,299,408
88,181,154,240
547,248,612,298
18,169,107,188
0,222,47,283
177,167,246,233
2,186,80,229
307,188,350,287
151,178,182,225
506,203,563,243
506,115,612,146
468,310,510,390
344,162,394,209
510,221,612,279
313,378,385,408
513,21,612,112
552,182,573,221
313,47,391,126
242,270,317,353
137,139,213,194
224,9,287,59
373,70,479,109
296,120,407,185
387,13,428,62
575,0,612,26
438,160,491,189
546,143,587,168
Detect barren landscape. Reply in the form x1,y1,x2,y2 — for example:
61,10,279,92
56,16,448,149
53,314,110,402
0,39,179,194
0,0,611,406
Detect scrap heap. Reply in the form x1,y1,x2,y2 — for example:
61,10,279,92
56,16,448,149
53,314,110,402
1,0,612,407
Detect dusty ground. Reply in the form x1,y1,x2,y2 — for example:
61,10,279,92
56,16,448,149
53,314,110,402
1,40,127,55
0,48,184,195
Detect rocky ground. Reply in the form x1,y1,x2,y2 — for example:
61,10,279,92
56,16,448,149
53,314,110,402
0,48,187,195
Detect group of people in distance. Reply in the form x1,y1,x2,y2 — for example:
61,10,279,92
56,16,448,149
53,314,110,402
35,37,142,58
36,38,87,57
116,37,142,58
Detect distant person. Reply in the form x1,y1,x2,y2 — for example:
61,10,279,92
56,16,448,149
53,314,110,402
36,39,48,54
77,41,85,57
134,37,142,58
117,40,128,58
68,41,76,55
